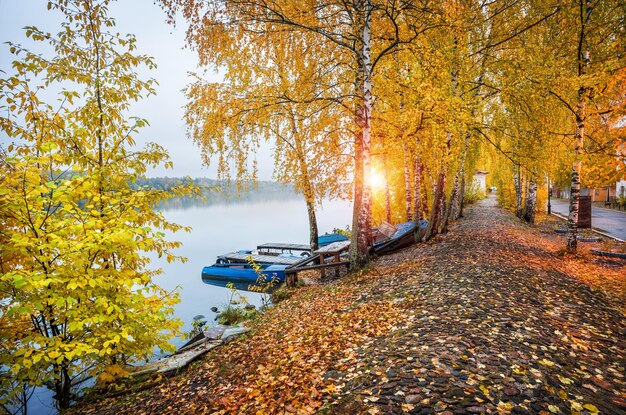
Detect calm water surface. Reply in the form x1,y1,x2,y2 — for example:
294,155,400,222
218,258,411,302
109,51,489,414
155,196,353,347
28,196,352,414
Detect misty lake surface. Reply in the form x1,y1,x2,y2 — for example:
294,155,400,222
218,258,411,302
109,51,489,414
28,194,352,415
154,194,353,347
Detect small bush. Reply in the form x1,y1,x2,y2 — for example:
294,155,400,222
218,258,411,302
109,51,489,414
464,191,485,206
271,284,294,303
332,225,351,238
217,305,258,326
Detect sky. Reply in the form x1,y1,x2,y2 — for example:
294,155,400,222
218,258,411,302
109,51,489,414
0,0,274,179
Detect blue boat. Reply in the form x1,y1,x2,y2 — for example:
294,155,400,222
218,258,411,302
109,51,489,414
201,263,287,283
318,232,349,247
372,220,428,255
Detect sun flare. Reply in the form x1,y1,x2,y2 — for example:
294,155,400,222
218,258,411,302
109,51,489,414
370,169,386,191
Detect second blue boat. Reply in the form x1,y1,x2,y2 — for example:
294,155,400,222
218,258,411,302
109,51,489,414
201,263,287,283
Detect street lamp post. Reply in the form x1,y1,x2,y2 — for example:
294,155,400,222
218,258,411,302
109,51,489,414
548,180,552,215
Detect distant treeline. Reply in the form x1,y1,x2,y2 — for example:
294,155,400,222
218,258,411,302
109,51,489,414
135,177,301,209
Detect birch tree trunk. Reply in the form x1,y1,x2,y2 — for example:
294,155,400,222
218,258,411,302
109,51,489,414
306,198,319,252
441,172,460,233
514,168,523,219
421,164,428,221
434,35,458,236
523,178,538,224
455,130,471,220
442,128,471,230
458,171,467,218
382,139,392,224
567,0,591,253
424,168,446,241
384,176,392,224
413,157,422,241
403,147,413,222
413,157,422,222
291,113,320,252
349,0,373,268
567,103,585,251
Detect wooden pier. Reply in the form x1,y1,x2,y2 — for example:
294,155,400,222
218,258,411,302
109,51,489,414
285,240,351,286
218,252,303,266
257,243,311,255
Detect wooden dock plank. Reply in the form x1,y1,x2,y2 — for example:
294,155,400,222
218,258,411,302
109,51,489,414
314,240,350,254
219,252,302,265
257,243,311,252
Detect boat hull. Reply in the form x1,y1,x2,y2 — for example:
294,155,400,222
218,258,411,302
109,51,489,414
318,233,349,247
201,263,286,283
372,220,428,255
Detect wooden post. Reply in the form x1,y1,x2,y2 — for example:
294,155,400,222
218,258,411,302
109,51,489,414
286,271,297,288
319,253,326,278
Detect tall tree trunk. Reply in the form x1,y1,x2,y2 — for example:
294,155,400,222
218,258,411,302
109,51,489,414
458,171,467,217
424,168,446,241
514,167,523,219
567,0,591,253
384,176,392,224
412,157,422,222
441,171,460,233
420,164,428,220
434,35,458,236
382,139,392,224
567,104,585,251
442,128,471,231
413,157,422,241
305,198,319,252
349,0,373,269
403,145,413,222
456,130,471,219
291,112,319,252
523,177,538,223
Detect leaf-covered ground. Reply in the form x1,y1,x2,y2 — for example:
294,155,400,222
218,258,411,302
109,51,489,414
75,197,625,415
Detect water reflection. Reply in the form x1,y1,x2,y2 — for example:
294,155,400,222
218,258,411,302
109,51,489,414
153,195,352,349
200,277,279,293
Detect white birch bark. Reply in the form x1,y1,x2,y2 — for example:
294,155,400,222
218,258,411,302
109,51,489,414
404,146,413,222
349,0,373,268
523,178,538,224
567,1,591,252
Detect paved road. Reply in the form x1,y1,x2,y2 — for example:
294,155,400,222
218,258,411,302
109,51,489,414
549,198,626,240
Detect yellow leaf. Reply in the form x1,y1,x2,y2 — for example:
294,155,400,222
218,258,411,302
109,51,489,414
557,375,573,385
583,404,599,414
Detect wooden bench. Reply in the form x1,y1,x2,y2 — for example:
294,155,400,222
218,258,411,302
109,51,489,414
285,240,351,286
314,240,350,278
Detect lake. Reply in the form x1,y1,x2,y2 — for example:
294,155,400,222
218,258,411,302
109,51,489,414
154,195,353,347
25,194,353,415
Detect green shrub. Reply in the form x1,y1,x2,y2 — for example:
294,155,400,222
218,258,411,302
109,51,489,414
271,284,296,303
217,305,257,326
463,191,485,206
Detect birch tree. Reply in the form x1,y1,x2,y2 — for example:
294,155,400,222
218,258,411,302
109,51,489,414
161,0,437,268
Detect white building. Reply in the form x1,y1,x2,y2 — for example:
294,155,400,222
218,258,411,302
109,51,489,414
617,180,626,199
473,170,489,194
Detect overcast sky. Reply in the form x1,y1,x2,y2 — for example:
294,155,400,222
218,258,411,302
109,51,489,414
0,0,274,179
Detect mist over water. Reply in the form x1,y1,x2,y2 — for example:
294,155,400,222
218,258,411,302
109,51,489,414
154,196,353,346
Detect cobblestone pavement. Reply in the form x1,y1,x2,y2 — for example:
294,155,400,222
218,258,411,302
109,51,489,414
326,197,625,414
